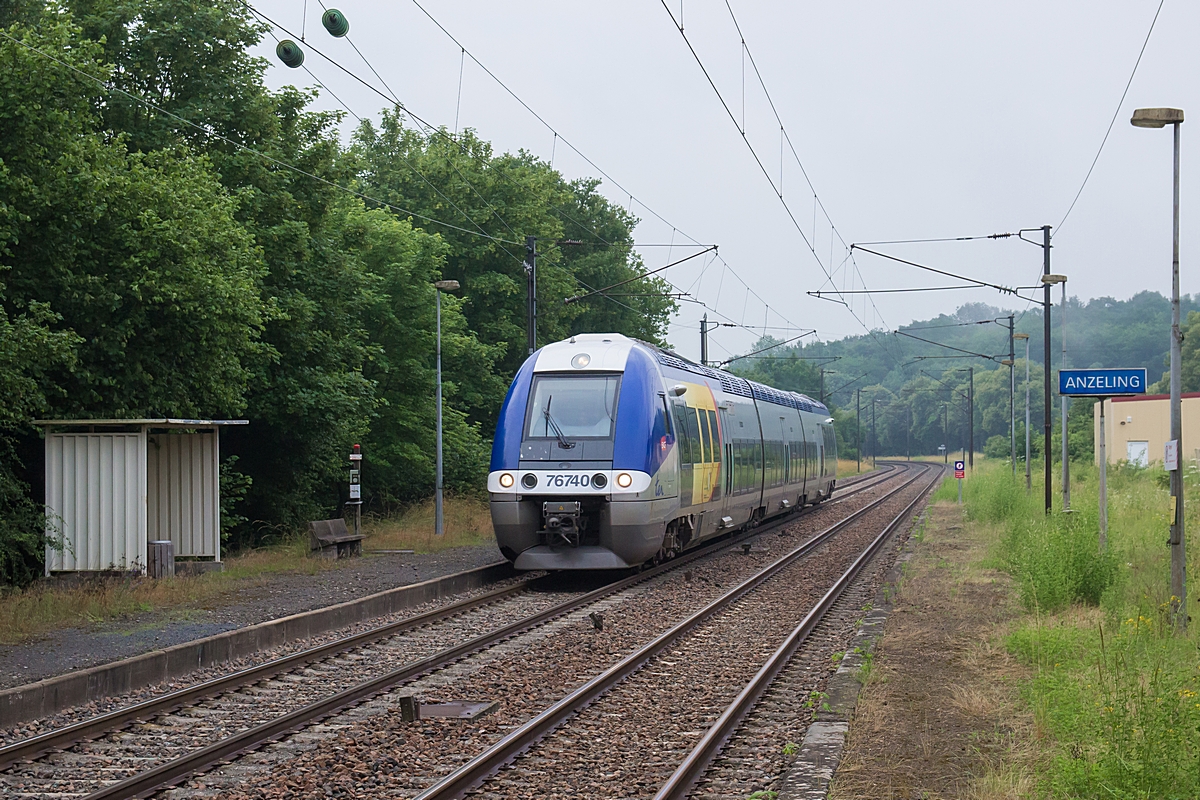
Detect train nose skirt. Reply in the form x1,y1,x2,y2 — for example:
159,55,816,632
514,545,631,570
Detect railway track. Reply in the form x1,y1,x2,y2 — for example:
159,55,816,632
0,464,910,799
408,463,940,799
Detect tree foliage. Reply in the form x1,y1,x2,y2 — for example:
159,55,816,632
0,2,676,583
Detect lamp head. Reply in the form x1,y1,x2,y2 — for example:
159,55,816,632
1013,333,1029,340
1040,274,1068,285
434,280,460,291
1131,107,1184,129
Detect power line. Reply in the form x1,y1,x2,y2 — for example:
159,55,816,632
810,285,982,297
719,331,817,367
1055,0,1166,235
0,28,521,247
852,233,1016,246
405,0,808,341
893,330,1003,362
657,0,893,357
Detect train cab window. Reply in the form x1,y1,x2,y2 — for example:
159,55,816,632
661,395,673,437
525,374,620,439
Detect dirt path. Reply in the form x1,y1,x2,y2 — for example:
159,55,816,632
830,501,1036,799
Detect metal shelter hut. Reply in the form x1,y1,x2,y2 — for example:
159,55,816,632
34,419,248,575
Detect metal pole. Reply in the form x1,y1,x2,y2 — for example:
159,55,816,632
525,235,537,356
1043,224,1053,514
1099,397,1108,549
856,388,861,474
435,287,445,536
943,404,948,463
820,367,826,406
700,313,709,367
968,367,974,470
906,404,911,461
1169,119,1186,629
1025,336,1032,493
1062,281,1070,510
1009,315,1016,476
871,397,876,468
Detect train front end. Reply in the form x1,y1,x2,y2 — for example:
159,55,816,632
488,335,676,570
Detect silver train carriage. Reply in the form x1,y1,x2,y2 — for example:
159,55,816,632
488,334,837,570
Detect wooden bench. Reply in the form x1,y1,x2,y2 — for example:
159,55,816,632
309,518,365,560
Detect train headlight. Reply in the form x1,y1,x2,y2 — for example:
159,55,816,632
591,473,608,489
615,472,633,489
521,473,538,489
498,472,515,489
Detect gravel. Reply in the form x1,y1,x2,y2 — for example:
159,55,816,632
0,545,503,690
476,472,933,799
139,469,914,799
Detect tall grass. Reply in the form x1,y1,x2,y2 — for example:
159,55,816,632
960,461,1200,797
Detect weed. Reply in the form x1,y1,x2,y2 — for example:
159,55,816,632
782,741,799,756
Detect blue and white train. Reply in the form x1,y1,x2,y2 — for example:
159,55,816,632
488,334,837,570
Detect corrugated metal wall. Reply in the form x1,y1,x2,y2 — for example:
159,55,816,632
147,432,220,559
45,433,147,573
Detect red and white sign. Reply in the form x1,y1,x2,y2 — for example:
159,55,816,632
954,460,965,479
1165,439,1179,471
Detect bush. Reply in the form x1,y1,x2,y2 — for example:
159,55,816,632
983,433,1010,460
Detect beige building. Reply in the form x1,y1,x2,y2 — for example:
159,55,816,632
1094,392,1200,467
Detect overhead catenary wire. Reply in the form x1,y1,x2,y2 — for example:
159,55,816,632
657,0,897,362
718,331,817,367
1055,0,1166,236
402,0,808,340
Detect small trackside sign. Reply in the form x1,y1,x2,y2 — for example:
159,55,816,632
954,460,965,479
1058,368,1147,397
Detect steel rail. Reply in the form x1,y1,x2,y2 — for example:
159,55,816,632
5,465,892,773
653,463,944,799
0,578,536,770
72,465,908,800
411,464,932,800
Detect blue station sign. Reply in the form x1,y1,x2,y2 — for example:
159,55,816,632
1059,368,1148,397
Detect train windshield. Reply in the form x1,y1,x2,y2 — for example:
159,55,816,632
525,375,621,440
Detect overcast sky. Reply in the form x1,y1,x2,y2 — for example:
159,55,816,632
253,0,1198,364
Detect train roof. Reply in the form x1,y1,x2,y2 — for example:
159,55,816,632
637,340,830,416
530,334,830,416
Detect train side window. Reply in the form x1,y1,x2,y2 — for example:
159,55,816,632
707,410,720,460
685,407,702,464
699,410,713,463
673,404,691,463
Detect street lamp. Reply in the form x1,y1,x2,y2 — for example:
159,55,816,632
1131,106,1186,630
434,279,460,536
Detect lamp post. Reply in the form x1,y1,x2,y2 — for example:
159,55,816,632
1015,333,1031,492
1131,106,1186,630
1040,271,1067,514
434,279,460,536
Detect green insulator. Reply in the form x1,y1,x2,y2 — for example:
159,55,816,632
322,8,349,37
276,39,305,68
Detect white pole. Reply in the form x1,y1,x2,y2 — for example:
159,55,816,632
1062,282,1070,510
1169,119,1186,628
1025,337,1032,493
1099,397,1107,549
436,287,445,537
